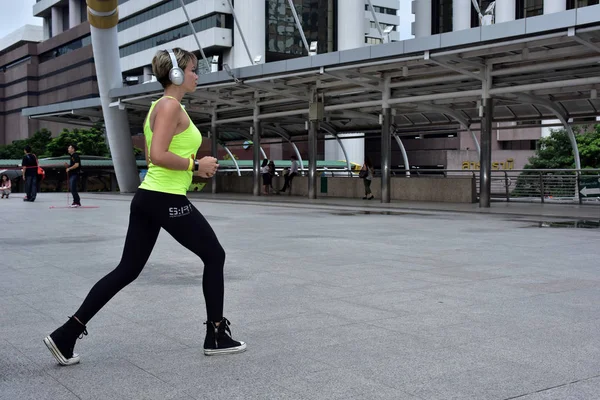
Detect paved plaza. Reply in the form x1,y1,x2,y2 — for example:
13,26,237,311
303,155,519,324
1,192,599,400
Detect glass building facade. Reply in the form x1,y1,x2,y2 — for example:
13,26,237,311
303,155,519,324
432,0,453,34
119,13,233,58
266,0,336,62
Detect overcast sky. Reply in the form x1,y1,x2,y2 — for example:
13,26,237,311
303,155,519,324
0,0,42,39
1,0,413,41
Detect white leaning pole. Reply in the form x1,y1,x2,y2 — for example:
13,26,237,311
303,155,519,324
87,0,140,192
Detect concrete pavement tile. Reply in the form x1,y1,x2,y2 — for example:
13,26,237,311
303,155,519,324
0,375,81,400
514,375,600,399
45,358,186,400
2,193,598,400
275,368,397,400
400,360,582,400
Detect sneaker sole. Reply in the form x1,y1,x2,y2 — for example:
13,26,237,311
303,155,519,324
43,336,80,366
204,341,247,356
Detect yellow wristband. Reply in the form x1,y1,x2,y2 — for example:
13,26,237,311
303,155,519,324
188,157,194,171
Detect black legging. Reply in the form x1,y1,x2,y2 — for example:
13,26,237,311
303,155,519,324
74,188,225,324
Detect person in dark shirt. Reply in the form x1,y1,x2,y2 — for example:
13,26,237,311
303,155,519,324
21,145,38,202
64,144,82,207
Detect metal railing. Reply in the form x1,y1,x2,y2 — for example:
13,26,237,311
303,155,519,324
216,166,600,205
388,168,600,205
480,169,600,205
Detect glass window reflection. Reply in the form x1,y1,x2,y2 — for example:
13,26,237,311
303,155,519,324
266,0,335,62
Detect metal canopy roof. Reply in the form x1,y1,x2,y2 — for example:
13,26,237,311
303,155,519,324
22,97,104,127
23,7,600,142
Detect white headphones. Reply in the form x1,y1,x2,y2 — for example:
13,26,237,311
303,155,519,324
167,49,184,86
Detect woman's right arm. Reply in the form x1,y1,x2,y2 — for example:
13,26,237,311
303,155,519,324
149,100,192,171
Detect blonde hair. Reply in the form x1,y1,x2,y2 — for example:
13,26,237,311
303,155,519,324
152,48,198,88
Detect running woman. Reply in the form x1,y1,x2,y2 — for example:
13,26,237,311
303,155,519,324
43,48,246,366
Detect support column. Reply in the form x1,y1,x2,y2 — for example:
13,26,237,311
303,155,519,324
88,0,139,192
479,97,493,208
211,111,218,194
308,92,322,199
252,105,261,197
308,120,318,199
381,108,392,203
495,0,516,23
69,0,81,28
142,66,152,83
544,0,566,14
328,0,365,162
43,17,50,40
51,7,63,37
381,77,392,203
412,0,432,38
337,0,364,50
231,0,265,68
453,0,472,31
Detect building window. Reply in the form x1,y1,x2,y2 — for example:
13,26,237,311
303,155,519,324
370,21,396,31
81,0,87,24
365,37,383,45
118,0,197,32
364,5,397,15
62,7,69,31
119,14,232,58
500,140,538,150
0,57,32,72
266,0,336,62
471,0,494,27
432,0,453,34
516,120,542,126
567,0,600,8
39,35,92,63
516,0,544,19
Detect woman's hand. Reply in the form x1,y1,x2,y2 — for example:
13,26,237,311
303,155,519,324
194,156,219,178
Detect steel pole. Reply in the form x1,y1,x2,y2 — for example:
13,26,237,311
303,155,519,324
177,0,209,70
210,113,218,194
308,120,318,199
381,77,392,203
287,0,310,54
381,108,392,203
252,123,261,196
479,97,493,207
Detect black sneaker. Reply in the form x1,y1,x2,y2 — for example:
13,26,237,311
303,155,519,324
203,318,246,356
43,316,88,366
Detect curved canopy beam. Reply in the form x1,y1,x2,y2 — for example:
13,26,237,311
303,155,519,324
505,94,581,170
263,125,305,171
391,132,411,177
321,123,352,173
221,144,241,176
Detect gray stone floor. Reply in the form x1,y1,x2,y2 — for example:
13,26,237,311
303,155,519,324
1,193,599,400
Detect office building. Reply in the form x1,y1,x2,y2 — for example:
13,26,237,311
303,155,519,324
1,0,400,145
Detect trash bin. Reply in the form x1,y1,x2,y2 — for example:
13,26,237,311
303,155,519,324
320,175,327,194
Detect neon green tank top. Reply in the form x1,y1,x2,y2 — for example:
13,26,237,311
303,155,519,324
139,96,202,195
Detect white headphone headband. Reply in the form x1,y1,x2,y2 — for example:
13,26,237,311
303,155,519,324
167,49,178,70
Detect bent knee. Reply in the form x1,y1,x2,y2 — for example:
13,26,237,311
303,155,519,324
214,245,226,267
